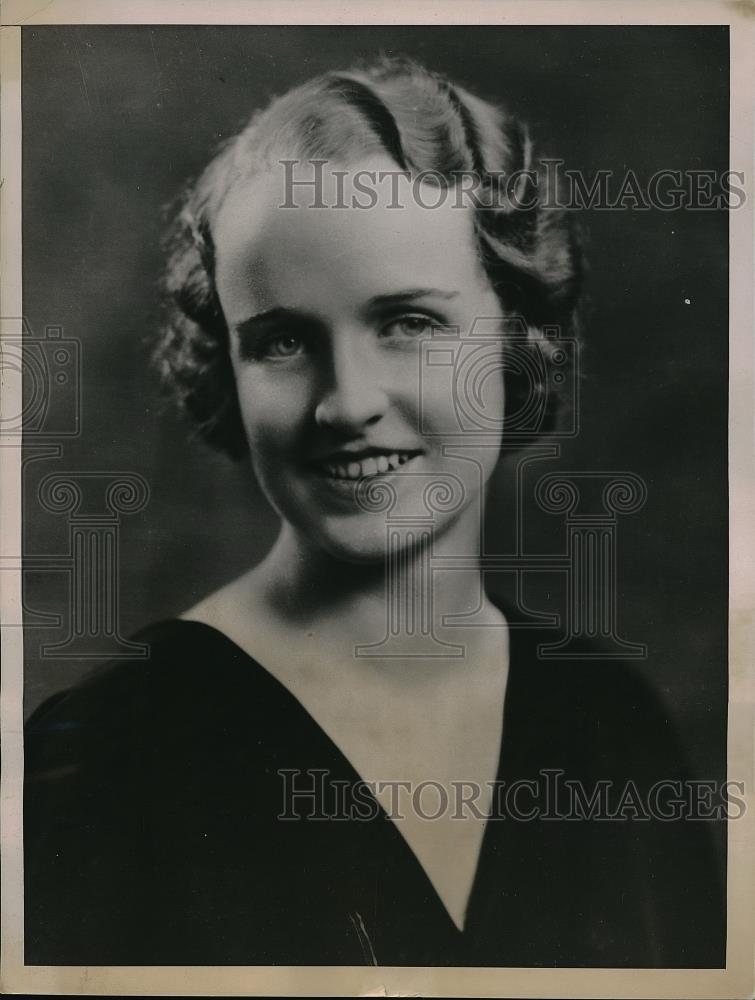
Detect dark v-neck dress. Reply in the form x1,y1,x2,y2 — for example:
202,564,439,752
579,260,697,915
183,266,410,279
24,604,726,967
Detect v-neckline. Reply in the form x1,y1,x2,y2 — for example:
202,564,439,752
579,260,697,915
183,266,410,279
172,594,532,937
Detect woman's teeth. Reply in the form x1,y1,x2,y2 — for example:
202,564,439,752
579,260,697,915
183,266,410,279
324,453,415,480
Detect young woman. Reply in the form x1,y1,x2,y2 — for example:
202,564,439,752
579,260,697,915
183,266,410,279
24,59,724,968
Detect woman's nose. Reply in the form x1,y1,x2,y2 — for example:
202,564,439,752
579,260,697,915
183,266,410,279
314,338,390,432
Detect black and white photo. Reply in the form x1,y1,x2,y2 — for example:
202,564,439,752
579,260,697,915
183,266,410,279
1,3,752,997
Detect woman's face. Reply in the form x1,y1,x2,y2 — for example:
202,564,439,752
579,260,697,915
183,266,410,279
213,159,505,562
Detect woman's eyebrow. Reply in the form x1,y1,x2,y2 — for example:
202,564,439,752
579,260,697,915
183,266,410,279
233,306,316,335
232,290,459,342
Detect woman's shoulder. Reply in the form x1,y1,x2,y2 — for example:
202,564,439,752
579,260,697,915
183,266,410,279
504,623,692,782
23,616,276,781
27,618,242,721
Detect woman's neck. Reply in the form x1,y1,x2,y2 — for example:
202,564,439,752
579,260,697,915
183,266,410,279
250,514,497,650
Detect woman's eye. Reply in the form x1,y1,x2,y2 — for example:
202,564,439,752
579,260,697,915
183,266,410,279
382,315,437,340
260,334,306,359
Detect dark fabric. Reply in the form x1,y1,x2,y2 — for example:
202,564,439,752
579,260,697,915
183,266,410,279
24,607,726,967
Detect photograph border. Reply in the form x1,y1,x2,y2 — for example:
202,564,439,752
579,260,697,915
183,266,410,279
1,2,753,996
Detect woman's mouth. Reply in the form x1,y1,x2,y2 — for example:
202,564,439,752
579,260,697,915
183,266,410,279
314,451,421,481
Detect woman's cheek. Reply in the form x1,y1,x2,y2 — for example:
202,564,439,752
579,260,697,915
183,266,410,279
237,372,309,442
413,378,462,438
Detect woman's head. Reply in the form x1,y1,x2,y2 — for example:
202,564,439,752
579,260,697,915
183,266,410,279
156,58,582,560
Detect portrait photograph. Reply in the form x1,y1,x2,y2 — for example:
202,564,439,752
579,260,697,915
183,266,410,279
0,2,753,998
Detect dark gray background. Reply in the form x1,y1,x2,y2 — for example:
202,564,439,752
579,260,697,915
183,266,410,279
22,25,728,813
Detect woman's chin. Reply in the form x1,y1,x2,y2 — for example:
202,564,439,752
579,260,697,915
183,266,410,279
307,519,396,565
282,509,424,566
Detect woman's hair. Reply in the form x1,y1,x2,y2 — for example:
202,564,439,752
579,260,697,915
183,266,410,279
156,57,583,460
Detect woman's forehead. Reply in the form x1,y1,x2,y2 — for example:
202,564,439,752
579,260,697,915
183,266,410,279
213,160,488,323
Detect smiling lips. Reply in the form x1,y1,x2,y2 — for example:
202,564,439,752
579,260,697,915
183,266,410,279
314,450,422,480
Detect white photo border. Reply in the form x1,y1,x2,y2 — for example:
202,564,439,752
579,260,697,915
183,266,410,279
1,2,752,997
